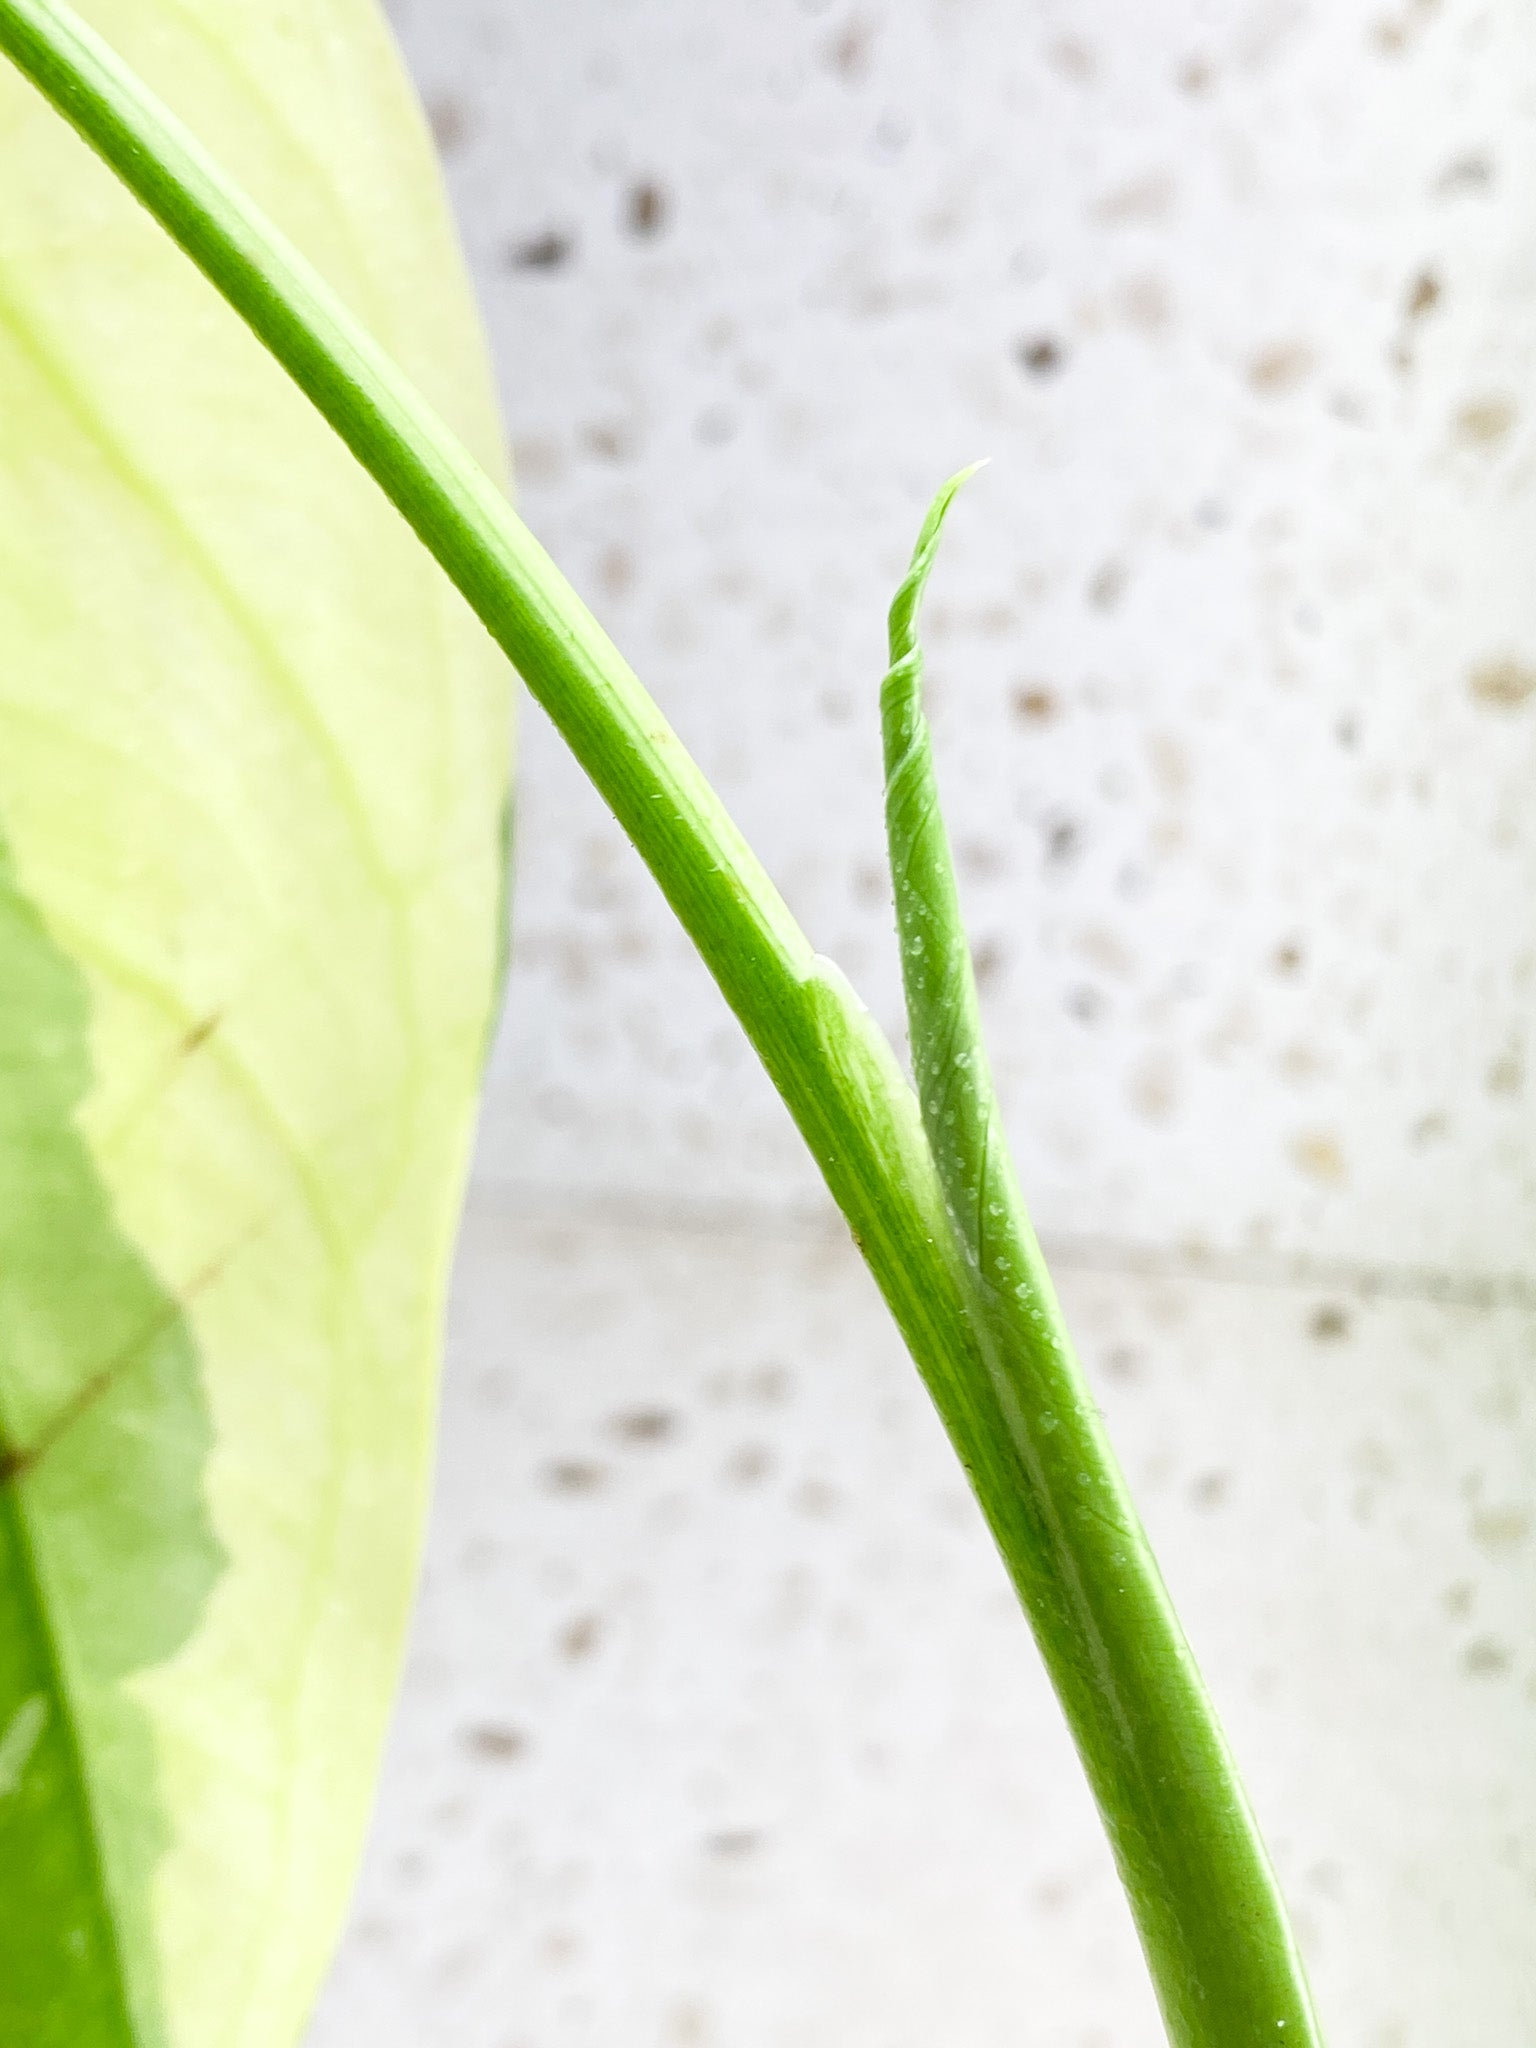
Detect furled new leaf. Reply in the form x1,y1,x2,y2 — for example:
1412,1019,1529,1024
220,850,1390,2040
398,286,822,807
0,3,509,2042
881,476,1321,2048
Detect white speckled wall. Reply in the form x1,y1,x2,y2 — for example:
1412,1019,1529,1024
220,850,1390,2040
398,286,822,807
308,6,1536,2045
398,0,1536,1280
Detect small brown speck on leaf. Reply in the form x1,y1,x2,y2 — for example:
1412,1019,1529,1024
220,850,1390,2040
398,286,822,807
178,1013,221,1058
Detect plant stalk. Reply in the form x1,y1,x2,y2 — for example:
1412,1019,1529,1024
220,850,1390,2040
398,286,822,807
0,5,1321,2043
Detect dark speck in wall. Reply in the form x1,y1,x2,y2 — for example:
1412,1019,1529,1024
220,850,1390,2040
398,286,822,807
1469,657,1536,708
1046,37,1097,83
508,230,574,272
582,421,636,462
828,19,874,82
793,1478,841,1519
612,1407,677,1446
706,1829,762,1859
749,1362,794,1403
725,1443,774,1487
559,1613,604,1661
596,543,636,599
1190,1471,1230,1512
1463,1636,1512,1679
1471,1505,1530,1552
972,937,1005,991
1435,152,1493,196
545,1458,608,1494
1486,1043,1523,1097
1018,335,1065,376
1310,1303,1351,1342
1044,816,1081,868
668,2001,710,2045
1012,684,1059,723
1273,939,1305,977
626,180,669,237
1456,397,1517,446
1248,342,1314,394
426,93,471,154
1405,269,1441,318
464,1724,528,1762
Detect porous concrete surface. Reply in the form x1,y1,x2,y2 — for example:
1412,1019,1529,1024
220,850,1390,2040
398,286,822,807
310,2,1536,2040
388,0,1536,1280
306,1202,1536,2048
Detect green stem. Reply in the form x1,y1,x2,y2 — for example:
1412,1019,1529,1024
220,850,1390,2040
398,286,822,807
883,477,1319,2048
0,5,1321,2044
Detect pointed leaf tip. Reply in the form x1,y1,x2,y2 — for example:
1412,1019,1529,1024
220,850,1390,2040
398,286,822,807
888,460,989,666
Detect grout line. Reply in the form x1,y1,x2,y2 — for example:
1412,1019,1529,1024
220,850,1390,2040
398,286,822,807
466,1177,1536,1312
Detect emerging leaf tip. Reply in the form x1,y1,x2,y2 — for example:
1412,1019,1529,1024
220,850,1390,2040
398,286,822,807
887,459,989,668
